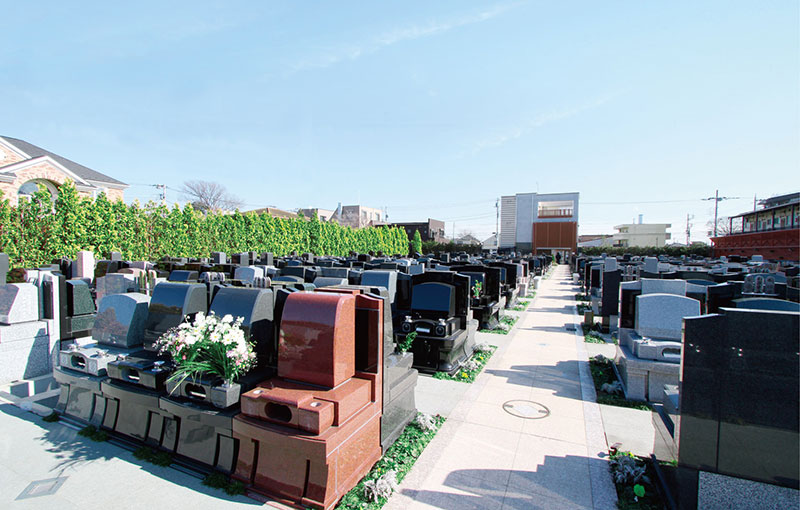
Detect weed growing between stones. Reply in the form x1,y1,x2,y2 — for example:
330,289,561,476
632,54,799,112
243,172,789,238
133,446,173,466
609,450,663,510
510,299,530,311
480,315,518,335
336,413,445,509
432,344,497,383
590,356,652,411
202,471,246,496
78,425,108,442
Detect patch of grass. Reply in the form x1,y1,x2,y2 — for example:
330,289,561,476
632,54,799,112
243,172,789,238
609,451,663,510
590,357,652,411
433,345,497,383
42,411,60,423
133,446,173,466
336,413,445,509
584,332,607,344
510,299,529,311
202,472,246,496
525,291,536,298
78,425,108,442
598,394,653,411
479,315,518,335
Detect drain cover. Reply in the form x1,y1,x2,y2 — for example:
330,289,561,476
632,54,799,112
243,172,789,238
502,400,550,419
16,477,68,500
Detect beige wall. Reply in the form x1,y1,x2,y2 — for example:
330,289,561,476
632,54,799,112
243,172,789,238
0,160,124,206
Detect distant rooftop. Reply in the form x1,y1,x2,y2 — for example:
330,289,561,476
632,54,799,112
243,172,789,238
0,136,127,186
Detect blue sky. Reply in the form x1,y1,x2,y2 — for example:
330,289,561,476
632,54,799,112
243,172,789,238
1,1,797,243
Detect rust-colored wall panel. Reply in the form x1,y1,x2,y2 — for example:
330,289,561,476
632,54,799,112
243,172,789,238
532,222,577,252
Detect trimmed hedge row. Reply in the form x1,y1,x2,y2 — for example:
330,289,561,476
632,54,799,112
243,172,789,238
0,181,409,268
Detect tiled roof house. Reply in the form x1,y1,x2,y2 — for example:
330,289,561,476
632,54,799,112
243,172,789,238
0,136,127,205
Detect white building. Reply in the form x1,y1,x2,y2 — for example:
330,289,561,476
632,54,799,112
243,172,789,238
609,223,671,247
500,192,580,254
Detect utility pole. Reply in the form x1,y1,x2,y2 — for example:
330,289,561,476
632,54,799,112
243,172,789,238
153,184,166,204
703,189,741,237
685,214,694,245
495,198,500,252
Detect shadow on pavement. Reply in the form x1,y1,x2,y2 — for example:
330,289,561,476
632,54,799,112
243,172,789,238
401,459,596,509
0,403,260,505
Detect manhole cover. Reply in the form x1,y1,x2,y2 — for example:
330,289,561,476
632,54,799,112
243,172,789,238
502,400,550,419
17,477,68,500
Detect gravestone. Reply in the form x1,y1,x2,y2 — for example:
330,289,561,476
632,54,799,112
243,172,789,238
0,253,9,283
233,292,382,509
0,283,50,384
0,283,39,324
95,273,137,302
234,266,264,284
644,257,659,274
674,308,799,507
641,278,686,296
732,297,800,312
211,252,227,264
312,276,348,288
635,294,700,340
53,292,151,424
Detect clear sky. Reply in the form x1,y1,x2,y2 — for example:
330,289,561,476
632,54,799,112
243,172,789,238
2,1,797,244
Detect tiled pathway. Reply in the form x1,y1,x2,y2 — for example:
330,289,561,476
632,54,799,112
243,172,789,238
386,264,617,510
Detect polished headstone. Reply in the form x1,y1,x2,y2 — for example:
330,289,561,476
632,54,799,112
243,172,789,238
680,308,799,490
641,278,687,296
93,293,151,348
635,293,700,340
0,283,39,324
0,253,9,284
278,292,355,388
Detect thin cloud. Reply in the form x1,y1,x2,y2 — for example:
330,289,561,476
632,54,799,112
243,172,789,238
290,2,523,72
469,93,620,155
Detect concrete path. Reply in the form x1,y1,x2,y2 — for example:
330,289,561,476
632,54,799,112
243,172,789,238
386,264,618,510
0,403,263,510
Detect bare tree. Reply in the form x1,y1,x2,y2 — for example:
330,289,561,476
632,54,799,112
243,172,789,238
180,180,243,213
706,216,732,237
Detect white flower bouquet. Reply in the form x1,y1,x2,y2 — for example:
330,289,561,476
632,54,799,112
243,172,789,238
157,312,257,388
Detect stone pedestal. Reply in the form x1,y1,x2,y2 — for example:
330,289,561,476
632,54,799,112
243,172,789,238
615,343,680,403
232,292,383,510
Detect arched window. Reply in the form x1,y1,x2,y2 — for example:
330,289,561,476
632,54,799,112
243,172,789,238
18,179,59,202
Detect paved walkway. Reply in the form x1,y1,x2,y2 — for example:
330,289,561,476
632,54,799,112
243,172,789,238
387,264,617,510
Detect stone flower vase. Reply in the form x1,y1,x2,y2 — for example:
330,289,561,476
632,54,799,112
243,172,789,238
166,375,241,409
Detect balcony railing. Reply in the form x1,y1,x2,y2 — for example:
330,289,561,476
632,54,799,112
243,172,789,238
538,209,573,218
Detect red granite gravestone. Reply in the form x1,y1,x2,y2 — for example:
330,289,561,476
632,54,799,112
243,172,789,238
233,291,383,510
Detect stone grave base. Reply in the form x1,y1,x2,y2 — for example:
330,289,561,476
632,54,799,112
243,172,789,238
381,351,417,452
0,322,53,384
53,367,108,425
615,344,679,403
158,396,239,473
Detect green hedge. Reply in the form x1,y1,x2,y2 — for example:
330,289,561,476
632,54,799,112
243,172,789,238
579,245,711,258
0,181,409,269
